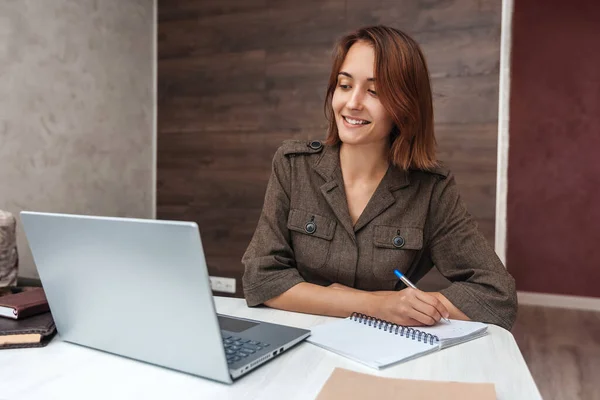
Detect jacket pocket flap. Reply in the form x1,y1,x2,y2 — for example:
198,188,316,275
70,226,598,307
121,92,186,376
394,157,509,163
287,209,336,240
374,225,423,250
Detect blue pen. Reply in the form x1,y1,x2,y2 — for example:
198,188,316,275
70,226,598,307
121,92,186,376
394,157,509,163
394,269,451,323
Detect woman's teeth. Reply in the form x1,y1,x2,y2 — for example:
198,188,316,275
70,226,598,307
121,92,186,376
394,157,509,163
344,116,370,125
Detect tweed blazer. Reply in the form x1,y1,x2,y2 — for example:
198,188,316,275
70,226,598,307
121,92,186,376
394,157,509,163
242,140,517,330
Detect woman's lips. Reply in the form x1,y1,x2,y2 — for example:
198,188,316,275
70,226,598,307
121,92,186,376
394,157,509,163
342,115,371,127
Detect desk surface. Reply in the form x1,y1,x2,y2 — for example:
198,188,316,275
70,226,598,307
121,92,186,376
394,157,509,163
0,297,541,400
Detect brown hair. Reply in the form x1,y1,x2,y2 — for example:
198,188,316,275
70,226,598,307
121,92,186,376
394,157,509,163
324,26,437,170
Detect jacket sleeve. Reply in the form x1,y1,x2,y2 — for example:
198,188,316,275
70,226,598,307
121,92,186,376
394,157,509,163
241,146,305,306
427,172,518,330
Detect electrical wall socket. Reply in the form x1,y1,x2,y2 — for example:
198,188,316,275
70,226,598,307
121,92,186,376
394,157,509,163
209,276,236,294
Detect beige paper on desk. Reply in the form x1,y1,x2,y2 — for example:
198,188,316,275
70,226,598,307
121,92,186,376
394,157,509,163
315,368,496,400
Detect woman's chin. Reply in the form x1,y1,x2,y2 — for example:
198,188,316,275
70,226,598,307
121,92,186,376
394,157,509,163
337,129,367,145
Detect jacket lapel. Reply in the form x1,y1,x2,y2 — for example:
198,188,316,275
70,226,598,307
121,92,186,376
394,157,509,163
313,145,357,243
352,165,410,233
313,144,411,238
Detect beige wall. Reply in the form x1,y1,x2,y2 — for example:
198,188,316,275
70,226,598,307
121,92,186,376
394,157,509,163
0,0,155,279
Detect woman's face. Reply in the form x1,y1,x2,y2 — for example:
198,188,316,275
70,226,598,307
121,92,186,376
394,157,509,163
332,41,394,147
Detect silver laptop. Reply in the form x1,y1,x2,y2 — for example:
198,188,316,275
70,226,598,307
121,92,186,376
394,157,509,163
20,211,310,384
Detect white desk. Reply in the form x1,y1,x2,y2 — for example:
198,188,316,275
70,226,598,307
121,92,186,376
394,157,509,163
0,297,541,400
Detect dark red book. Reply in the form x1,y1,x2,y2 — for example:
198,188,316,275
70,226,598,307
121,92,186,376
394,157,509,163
0,287,50,320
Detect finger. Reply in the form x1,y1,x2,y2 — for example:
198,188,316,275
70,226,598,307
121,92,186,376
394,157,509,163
397,289,437,325
411,298,442,323
389,312,423,327
406,291,442,320
398,289,441,325
406,306,437,326
402,316,424,327
415,291,449,319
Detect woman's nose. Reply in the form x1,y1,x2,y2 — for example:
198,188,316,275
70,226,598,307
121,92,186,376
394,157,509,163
346,89,364,110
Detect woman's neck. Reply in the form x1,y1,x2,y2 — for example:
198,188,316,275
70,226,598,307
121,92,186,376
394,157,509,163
339,141,389,184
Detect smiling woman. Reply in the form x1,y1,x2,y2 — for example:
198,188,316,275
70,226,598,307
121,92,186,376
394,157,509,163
241,26,518,331
325,27,436,171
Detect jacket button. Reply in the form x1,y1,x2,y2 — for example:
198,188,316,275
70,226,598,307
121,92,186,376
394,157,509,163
305,221,317,234
308,140,322,150
393,236,405,248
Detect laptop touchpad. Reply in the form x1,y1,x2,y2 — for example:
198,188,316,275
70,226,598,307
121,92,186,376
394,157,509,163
218,316,258,333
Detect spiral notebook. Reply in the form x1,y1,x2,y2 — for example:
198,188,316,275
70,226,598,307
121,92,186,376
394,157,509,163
308,313,488,369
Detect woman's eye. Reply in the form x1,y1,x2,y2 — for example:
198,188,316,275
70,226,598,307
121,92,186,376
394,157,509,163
338,84,351,90
368,89,377,96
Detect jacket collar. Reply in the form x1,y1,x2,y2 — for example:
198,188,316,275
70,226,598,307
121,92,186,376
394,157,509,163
313,143,410,235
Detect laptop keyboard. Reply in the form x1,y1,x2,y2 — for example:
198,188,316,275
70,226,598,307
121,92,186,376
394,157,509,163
222,335,271,365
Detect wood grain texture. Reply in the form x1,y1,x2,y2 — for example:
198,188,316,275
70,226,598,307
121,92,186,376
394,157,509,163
432,75,499,124
158,0,267,22
345,0,502,32
512,305,600,400
159,50,266,97
157,0,501,297
158,10,270,59
414,26,501,78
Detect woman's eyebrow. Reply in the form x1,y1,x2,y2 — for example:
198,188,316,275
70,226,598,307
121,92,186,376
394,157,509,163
338,71,376,81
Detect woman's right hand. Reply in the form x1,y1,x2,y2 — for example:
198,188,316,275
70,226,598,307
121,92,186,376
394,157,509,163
371,288,450,326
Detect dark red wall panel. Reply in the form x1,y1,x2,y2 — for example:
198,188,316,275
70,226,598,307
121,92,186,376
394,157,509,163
507,0,600,296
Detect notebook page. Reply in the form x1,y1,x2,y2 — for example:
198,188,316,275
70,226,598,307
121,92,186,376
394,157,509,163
411,319,488,348
308,317,439,369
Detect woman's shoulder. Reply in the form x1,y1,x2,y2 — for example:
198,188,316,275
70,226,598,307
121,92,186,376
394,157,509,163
275,139,326,158
269,140,327,175
409,162,451,181
408,162,463,205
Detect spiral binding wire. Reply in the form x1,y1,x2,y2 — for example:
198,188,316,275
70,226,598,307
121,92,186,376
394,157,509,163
350,312,440,345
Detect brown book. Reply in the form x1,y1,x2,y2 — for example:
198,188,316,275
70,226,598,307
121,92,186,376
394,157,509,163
0,311,56,349
316,368,496,400
0,287,50,319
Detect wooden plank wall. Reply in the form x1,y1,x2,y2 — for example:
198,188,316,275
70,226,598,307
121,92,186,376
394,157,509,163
157,0,502,296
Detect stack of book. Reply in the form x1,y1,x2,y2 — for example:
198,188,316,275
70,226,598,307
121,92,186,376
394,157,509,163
0,287,56,349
